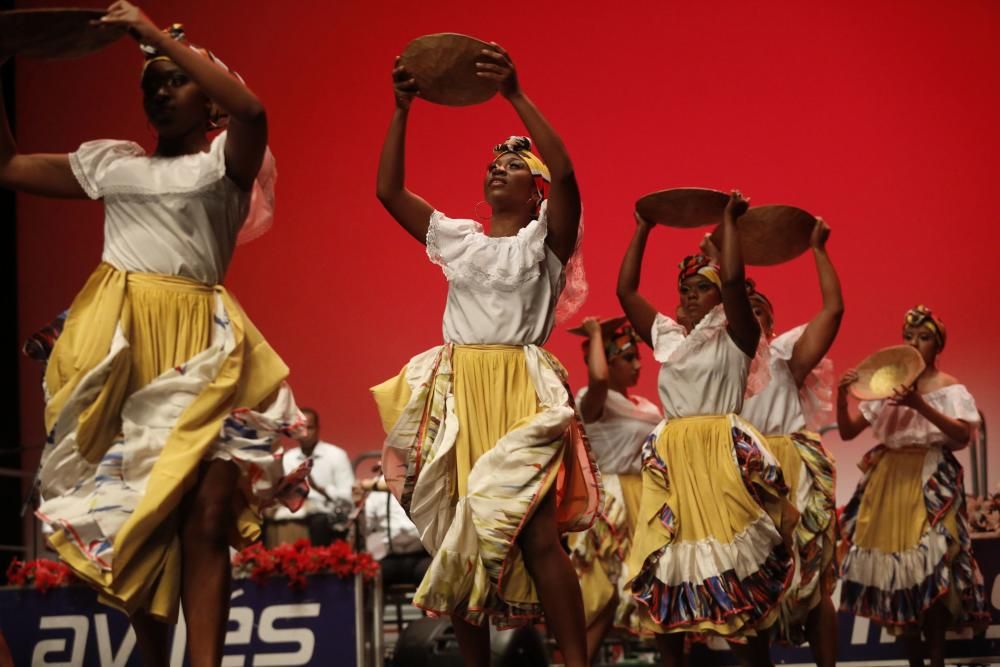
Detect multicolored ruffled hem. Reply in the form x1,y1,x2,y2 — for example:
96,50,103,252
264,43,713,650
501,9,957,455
839,445,989,634
35,264,309,623
609,474,650,636
373,343,602,628
768,431,838,645
626,415,793,637
569,473,631,626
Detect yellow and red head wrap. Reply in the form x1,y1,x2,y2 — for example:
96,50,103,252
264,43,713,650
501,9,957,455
493,136,550,206
745,278,774,326
677,254,721,291
140,24,242,130
904,304,946,350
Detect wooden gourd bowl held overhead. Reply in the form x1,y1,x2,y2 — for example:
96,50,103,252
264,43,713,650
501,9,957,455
399,33,499,107
0,8,125,60
849,345,927,401
567,316,629,337
634,187,729,228
708,204,817,266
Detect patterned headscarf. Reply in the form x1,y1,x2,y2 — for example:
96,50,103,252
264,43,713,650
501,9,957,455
582,322,640,360
745,278,774,327
493,136,550,206
904,304,946,350
140,24,243,130
677,254,721,290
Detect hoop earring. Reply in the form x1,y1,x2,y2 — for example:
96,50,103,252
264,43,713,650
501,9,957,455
474,200,492,221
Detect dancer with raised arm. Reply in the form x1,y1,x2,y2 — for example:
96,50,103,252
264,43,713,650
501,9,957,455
3,4,308,666
372,43,599,667
733,219,843,666
570,316,661,660
617,193,791,667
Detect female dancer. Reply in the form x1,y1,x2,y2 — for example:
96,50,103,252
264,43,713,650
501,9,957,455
617,193,792,667
2,4,307,665
837,305,987,667
735,219,843,666
372,43,600,667
570,317,661,660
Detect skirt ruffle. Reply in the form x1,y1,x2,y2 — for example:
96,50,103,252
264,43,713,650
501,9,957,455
569,473,632,627
372,343,601,628
626,415,793,637
766,431,838,645
839,445,989,634
36,263,309,623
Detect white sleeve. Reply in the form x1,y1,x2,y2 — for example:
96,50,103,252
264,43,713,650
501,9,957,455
651,312,686,363
770,323,807,361
280,449,300,476
858,399,885,425
937,385,981,424
425,210,547,289
330,448,356,501
425,211,483,269
68,139,144,199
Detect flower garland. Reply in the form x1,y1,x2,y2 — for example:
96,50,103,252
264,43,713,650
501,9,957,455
232,539,380,589
6,540,380,593
5,558,75,592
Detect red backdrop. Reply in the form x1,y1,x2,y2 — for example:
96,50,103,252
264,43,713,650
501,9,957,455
15,0,1000,502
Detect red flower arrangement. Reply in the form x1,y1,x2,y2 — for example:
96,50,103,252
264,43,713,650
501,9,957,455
232,539,379,589
5,558,75,592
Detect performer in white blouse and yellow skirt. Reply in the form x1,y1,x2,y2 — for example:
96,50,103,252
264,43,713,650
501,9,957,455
3,5,308,666
372,44,600,667
837,305,988,667
617,192,792,667
569,317,661,659
735,218,843,667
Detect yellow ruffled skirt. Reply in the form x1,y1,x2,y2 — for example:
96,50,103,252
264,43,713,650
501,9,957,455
839,445,988,634
37,263,307,622
626,414,793,637
568,472,642,627
372,344,601,627
764,432,837,644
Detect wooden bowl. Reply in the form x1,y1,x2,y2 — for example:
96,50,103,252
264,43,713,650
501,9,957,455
567,316,629,337
399,33,498,106
634,187,728,228
850,345,926,400
0,8,125,60
709,204,816,266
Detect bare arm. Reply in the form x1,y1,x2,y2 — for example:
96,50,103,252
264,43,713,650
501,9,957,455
789,218,845,386
100,1,267,191
719,191,760,357
616,213,658,347
0,66,86,198
578,318,609,423
374,57,434,243
836,369,870,440
477,44,580,263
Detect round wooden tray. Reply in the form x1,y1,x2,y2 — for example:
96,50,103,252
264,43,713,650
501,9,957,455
399,33,498,106
0,8,125,60
634,187,729,228
850,345,926,400
709,204,816,266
